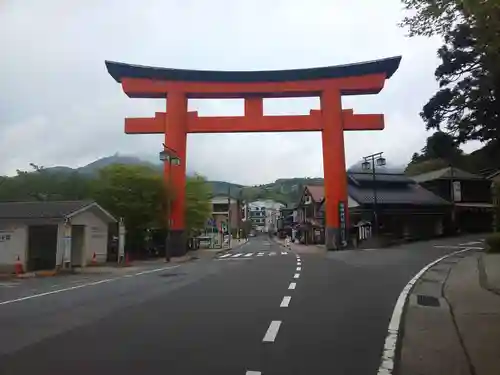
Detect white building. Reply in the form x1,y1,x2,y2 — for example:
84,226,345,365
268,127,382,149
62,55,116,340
246,200,285,233
0,201,117,273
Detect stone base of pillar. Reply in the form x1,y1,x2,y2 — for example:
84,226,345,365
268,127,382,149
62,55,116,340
325,226,340,251
167,229,187,257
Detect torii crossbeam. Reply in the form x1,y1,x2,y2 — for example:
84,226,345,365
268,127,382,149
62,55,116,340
106,56,401,253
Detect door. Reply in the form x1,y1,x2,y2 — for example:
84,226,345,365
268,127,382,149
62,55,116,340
71,225,85,266
27,225,58,271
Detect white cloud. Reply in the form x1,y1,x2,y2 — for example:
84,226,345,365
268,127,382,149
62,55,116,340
0,0,481,184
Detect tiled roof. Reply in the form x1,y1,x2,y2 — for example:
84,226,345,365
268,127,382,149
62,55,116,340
305,185,325,202
348,183,450,206
349,172,413,184
0,200,95,220
411,167,484,183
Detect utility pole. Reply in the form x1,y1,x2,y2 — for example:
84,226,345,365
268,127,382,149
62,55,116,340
159,144,180,262
450,162,457,234
227,184,231,248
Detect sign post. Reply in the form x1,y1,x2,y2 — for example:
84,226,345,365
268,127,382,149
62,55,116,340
63,220,72,269
338,202,347,248
118,217,126,264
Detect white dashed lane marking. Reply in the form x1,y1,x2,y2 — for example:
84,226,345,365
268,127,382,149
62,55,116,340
244,253,253,257
231,253,243,258
280,296,291,307
288,282,296,290
263,320,282,342
296,267,301,271
257,253,264,256
293,273,300,279
219,253,232,258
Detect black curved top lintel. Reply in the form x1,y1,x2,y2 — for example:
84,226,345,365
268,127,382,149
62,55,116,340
105,56,402,84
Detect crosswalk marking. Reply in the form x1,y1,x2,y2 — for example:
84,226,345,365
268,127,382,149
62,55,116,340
217,251,291,260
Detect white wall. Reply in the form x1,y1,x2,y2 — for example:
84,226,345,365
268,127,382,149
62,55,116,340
0,225,27,271
70,210,109,265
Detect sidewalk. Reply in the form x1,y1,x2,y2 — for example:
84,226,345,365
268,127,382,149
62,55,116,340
272,237,326,255
398,251,500,375
0,252,198,280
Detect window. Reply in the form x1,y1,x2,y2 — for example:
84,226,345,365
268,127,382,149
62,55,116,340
213,204,229,212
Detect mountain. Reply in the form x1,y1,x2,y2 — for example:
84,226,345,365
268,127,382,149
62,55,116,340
78,154,161,175
45,154,197,176
42,154,322,204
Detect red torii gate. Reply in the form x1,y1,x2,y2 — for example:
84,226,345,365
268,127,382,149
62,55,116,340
105,56,401,253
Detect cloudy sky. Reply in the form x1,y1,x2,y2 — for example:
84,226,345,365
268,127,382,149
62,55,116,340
0,0,482,185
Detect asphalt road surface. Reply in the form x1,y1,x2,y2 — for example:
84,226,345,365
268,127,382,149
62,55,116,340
0,234,484,374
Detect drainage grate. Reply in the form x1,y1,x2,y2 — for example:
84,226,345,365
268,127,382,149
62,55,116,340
417,294,440,307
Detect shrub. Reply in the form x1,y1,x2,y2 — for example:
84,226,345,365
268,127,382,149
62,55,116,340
485,233,500,253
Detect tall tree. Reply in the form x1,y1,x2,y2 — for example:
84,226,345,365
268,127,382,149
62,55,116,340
184,174,212,236
401,0,500,145
421,131,463,160
91,164,168,252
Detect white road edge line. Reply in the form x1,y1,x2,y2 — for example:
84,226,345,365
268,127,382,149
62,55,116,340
0,265,180,307
263,320,282,342
288,282,296,290
434,245,483,249
293,273,300,279
135,265,180,276
377,247,476,375
280,296,291,307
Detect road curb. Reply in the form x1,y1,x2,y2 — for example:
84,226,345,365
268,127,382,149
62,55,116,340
377,246,479,375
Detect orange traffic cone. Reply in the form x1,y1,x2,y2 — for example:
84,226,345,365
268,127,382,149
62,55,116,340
14,255,24,275
91,252,97,265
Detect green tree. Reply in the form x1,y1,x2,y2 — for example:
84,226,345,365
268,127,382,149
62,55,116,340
406,131,465,174
185,174,212,236
401,0,500,145
421,131,463,161
0,164,92,202
90,164,168,253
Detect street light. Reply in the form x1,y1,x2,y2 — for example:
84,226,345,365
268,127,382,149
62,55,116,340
159,144,181,262
362,152,386,237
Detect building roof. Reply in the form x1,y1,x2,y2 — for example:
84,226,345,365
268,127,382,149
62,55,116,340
0,200,117,224
410,167,485,183
348,183,450,206
305,185,325,202
349,172,413,185
106,56,402,86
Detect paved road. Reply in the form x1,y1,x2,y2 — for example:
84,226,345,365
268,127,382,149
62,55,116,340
0,235,485,374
